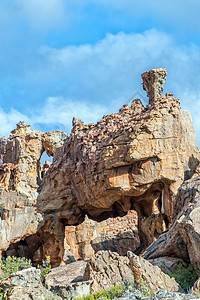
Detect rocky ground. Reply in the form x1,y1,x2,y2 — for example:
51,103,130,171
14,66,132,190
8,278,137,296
1,68,200,299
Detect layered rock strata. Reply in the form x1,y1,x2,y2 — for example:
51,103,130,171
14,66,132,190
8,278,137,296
83,250,180,294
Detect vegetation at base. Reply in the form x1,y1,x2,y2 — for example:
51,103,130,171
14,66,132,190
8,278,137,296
0,256,32,279
165,262,198,291
37,256,51,281
0,255,52,298
74,280,153,300
0,255,51,281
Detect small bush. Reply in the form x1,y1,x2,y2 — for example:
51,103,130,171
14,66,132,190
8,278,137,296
136,279,152,297
74,284,126,300
37,256,51,281
0,256,32,279
168,263,198,291
74,279,153,300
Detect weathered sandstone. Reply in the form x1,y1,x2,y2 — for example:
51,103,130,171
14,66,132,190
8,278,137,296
36,68,199,265
0,68,199,272
127,251,180,293
45,261,91,300
64,210,139,260
0,267,60,300
83,250,180,294
0,121,67,253
144,173,200,274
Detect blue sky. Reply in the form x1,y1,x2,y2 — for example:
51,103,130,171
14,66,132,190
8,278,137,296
0,0,200,147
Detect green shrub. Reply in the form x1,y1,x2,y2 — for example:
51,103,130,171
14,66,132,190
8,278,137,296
168,263,198,291
37,256,51,281
74,284,126,300
0,255,51,281
74,279,153,300
136,279,153,297
0,256,32,279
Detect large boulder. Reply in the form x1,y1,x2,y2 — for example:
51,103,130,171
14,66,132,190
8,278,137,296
84,250,180,294
45,260,91,300
84,251,134,293
0,267,60,300
127,251,180,293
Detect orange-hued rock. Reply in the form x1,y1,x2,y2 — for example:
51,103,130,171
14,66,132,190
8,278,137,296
1,69,200,271
36,69,199,265
0,121,67,252
144,173,200,274
64,210,139,260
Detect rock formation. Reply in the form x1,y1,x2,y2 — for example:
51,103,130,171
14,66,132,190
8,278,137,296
0,267,61,300
64,210,139,260
0,121,67,259
45,261,91,300
141,68,167,104
83,250,180,294
0,68,199,274
35,68,199,265
0,68,200,299
144,172,200,274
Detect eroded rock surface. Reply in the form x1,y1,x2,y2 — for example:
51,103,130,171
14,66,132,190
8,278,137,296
0,121,67,252
0,267,60,300
36,69,199,265
84,251,134,293
83,250,180,294
45,261,91,300
64,210,139,260
128,251,180,293
144,174,200,274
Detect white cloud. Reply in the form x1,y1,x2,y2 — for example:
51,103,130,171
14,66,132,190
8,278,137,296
0,107,30,137
32,96,108,131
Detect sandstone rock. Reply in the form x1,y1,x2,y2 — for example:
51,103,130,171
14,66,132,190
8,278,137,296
116,290,194,300
84,250,134,293
63,248,76,264
141,68,167,104
0,267,60,300
36,69,199,264
64,211,139,261
144,175,200,274
83,250,180,295
45,261,91,300
192,277,200,293
127,251,180,293
0,122,67,262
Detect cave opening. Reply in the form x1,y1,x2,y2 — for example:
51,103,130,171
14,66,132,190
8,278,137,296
2,181,173,268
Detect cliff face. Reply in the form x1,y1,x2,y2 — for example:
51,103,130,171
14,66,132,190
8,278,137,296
0,122,67,252
35,69,199,265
